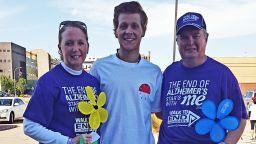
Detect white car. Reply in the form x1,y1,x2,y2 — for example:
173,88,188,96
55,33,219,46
0,97,27,124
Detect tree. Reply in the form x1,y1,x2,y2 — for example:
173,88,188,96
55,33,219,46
16,78,27,95
0,75,13,93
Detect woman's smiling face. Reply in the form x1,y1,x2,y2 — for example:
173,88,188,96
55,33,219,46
59,26,89,70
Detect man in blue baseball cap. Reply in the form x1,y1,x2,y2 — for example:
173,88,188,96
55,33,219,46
176,12,206,35
157,12,248,144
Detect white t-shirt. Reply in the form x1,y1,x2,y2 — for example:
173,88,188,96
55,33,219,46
249,104,256,120
90,54,162,144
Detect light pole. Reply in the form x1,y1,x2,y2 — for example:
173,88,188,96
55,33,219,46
172,0,179,62
13,67,22,97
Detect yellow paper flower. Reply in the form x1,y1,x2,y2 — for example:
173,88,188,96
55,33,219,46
78,86,108,130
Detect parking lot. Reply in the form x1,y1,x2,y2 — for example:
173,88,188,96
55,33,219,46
0,120,36,144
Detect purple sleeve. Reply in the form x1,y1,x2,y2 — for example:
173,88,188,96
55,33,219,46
23,75,57,127
221,69,248,119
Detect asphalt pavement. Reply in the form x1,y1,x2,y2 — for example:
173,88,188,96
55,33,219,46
0,120,37,144
238,120,256,144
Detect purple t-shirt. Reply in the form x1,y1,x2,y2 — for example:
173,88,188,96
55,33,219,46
158,57,248,144
24,64,100,137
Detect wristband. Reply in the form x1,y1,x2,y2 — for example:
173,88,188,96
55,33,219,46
67,138,72,144
80,135,84,144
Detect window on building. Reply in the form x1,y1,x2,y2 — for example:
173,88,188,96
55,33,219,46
3,50,6,52
7,50,10,52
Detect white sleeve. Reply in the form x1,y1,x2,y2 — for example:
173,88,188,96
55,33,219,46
23,118,69,144
151,69,163,112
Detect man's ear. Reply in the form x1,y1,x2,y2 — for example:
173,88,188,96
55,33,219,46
142,27,147,37
114,32,118,38
205,33,209,42
58,44,62,54
86,42,90,54
142,31,145,37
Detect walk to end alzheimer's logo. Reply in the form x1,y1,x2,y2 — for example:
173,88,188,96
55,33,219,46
74,117,95,133
167,110,200,127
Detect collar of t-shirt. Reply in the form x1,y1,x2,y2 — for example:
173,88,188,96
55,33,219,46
60,61,82,75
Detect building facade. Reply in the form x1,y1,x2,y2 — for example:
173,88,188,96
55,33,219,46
26,51,38,90
0,42,26,80
83,57,99,72
214,57,256,95
31,49,51,79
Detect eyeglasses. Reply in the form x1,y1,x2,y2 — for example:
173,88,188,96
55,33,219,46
59,20,87,30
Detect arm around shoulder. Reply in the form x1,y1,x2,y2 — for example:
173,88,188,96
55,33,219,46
223,118,246,144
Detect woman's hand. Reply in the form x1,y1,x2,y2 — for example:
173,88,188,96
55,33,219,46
71,134,92,144
82,134,92,144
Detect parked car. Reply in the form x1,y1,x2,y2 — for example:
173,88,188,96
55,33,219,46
0,91,8,97
0,97,27,124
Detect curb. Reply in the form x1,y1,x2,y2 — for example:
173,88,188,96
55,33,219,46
0,125,17,131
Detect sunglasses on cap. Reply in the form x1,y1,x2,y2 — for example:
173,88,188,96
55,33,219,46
59,20,87,30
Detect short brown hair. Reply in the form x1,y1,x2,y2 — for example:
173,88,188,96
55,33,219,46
113,1,148,35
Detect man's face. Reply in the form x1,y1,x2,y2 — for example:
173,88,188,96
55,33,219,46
177,26,208,62
115,13,144,52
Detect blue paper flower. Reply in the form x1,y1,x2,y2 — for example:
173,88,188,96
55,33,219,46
195,99,240,143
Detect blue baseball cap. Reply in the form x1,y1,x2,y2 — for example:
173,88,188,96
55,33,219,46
176,12,206,35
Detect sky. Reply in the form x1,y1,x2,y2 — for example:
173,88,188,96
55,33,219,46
0,0,255,70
